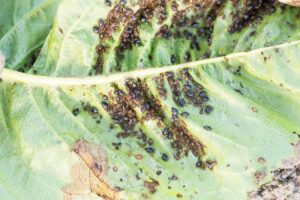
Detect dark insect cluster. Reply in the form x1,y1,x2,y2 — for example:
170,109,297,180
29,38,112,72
94,4,134,73
163,68,214,115
169,121,205,164
92,0,283,75
228,0,278,33
99,75,212,169
101,87,138,130
124,78,164,121
144,178,159,193
93,0,169,73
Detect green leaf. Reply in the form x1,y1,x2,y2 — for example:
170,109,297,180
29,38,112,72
1,40,300,199
0,0,47,38
0,0,60,71
29,0,117,76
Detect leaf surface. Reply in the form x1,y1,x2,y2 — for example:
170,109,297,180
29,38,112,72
23,0,300,76
1,40,300,199
0,0,60,71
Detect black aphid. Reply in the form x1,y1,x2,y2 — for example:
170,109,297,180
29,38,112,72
171,55,176,64
101,101,109,110
167,132,173,139
141,102,150,112
72,108,80,116
196,160,202,168
156,170,162,175
93,26,100,33
180,112,189,118
148,138,153,145
191,22,199,28
162,128,170,135
179,99,185,107
205,105,214,114
201,96,209,102
145,147,155,153
203,126,212,131
171,107,179,115
133,38,142,46
162,153,169,161
105,0,112,6
199,91,207,97
184,51,191,62
91,106,98,114
166,72,174,78
140,14,147,22
114,89,125,96
98,19,104,26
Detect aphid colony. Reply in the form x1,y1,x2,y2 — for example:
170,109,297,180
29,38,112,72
92,0,281,75
73,68,215,169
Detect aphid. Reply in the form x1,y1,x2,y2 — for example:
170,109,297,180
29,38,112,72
205,105,214,114
196,160,202,168
171,107,179,115
162,128,169,135
145,147,155,153
166,72,174,78
98,19,104,27
183,30,193,40
112,142,122,150
127,27,133,34
179,99,185,107
167,132,173,139
203,126,212,131
190,40,200,50
172,140,179,148
201,96,209,102
186,90,194,97
148,138,153,145
114,89,125,96
72,108,80,116
162,153,169,161
91,106,98,114
184,84,192,90
140,14,147,22
191,21,199,28
180,112,189,118
93,26,100,33
141,102,150,112
234,89,243,95
156,170,162,175
198,91,207,97
133,38,142,46
171,55,176,64
105,0,112,6
101,101,109,110
184,51,191,62
182,68,189,74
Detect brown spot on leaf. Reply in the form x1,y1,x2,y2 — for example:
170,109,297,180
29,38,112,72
278,0,300,6
258,157,266,164
135,154,144,160
62,140,118,200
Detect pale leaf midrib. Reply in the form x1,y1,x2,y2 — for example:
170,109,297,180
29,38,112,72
1,40,300,86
